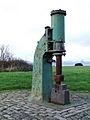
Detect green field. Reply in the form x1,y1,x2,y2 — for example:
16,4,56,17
62,66,90,91
0,72,32,91
0,66,90,91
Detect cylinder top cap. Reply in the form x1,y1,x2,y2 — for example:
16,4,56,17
45,26,50,29
51,9,66,16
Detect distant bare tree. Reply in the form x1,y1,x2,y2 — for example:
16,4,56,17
0,44,33,72
0,44,13,61
0,45,13,70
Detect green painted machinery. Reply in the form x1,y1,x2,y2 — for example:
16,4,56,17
30,9,70,104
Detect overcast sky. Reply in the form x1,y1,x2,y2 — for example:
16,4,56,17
0,0,90,62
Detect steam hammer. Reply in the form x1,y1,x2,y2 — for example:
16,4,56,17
30,9,70,105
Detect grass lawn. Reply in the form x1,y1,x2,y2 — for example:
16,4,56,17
62,66,90,91
0,72,32,91
0,66,90,91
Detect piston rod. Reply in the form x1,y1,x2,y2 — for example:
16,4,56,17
56,55,62,75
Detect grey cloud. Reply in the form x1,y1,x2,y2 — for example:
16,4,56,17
66,32,90,47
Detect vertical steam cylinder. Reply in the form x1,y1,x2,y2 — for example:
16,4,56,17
51,9,66,42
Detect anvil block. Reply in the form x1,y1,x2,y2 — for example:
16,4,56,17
51,84,70,104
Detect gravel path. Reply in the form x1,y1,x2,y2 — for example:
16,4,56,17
0,90,90,120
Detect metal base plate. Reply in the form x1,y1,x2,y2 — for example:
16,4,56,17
51,84,70,105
